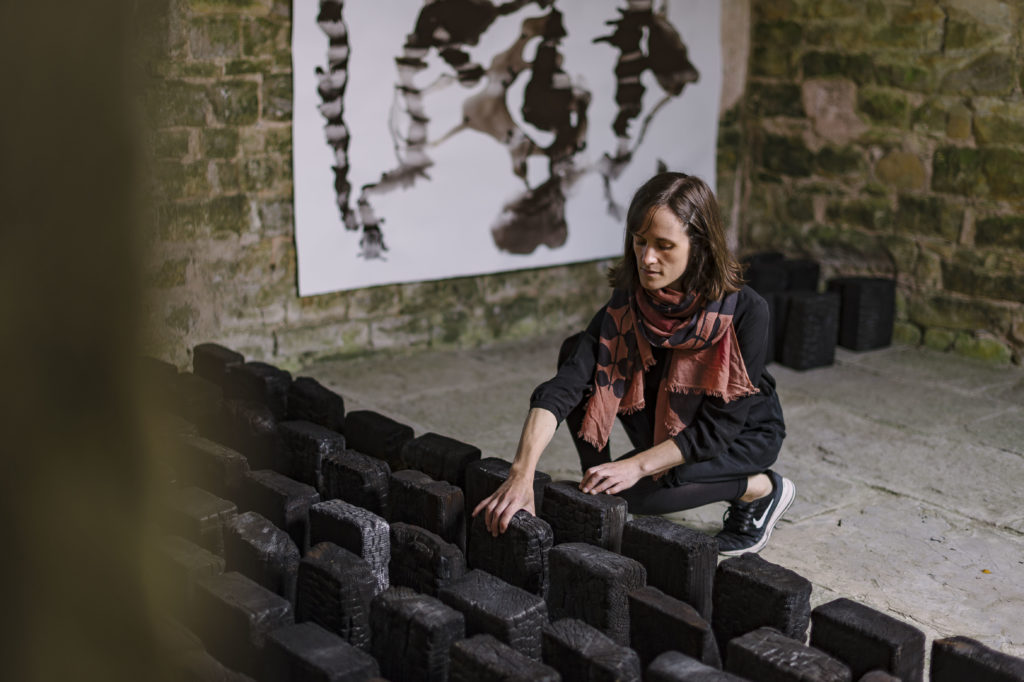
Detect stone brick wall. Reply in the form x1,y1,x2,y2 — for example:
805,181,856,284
717,0,1024,363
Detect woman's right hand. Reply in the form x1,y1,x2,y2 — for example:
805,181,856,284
471,474,535,537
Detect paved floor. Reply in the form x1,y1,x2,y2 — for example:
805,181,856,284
303,333,1024,663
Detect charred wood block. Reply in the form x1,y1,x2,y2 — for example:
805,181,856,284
370,586,465,682
279,420,346,491
827,277,895,351
157,535,224,622
296,542,380,650
541,617,642,682
467,510,552,598
438,569,548,659
931,636,1024,682
743,258,787,295
726,626,851,682
401,432,481,488
240,470,320,552
310,499,389,592
223,511,300,605
778,292,840,371
464,457,551,518
388,522,466,597
287,376,345,433
629,585,720,669
343,410,414,470
225,361,292,421
782,258,821,292
713,553,812,655
450,634,560,682
191,571,293,678
320,450,390,517
164,486,238,556
204,399,286,472
621,516,716,622
810,597,925,682
389,469,466,551
859,672,901,682
176,434,250,500
647,651,747,681
540,480,627,552
172,372,224,426
548,542,646,646
264,621,379,682
192,342,244,387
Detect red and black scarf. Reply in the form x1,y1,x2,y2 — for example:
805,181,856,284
579,287,759,449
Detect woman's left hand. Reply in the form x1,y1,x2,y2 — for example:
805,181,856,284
580,458,644,495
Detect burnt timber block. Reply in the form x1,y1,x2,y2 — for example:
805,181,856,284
449,634,561,682
288,376,346,433
621,516,716,622
343,410,414,470
296,542,380,649
401,432,481,488
389,469,466,551
157,535,225,622
548,542,646,646
193,342,244,387
172,372,224,426
540,480,628,552
165,486,238,556
541,617,642,682
438,569,548,659
629,585,720,669
859,672,901,681
778,291,840,370
264,621,380,682
309,499,390,592
726,626,851,682
388,522,466,597
782,258,821,292
224,361,292,420
712,553,812,655
810,597,925,682
647,651,747,682
464,457,552,517
743,257,787,295
370,586,465,682
320,450,390,518
467,510,552,598
223,511,300,605
176,434,250,500
240,470,320,552
208,399,286,472
191,571,294,678
827,277,895,351
931,636,1024,682
279,420,347,491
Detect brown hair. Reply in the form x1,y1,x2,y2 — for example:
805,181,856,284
607,172,743,300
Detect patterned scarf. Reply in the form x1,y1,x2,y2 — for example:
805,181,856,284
579,287,758,450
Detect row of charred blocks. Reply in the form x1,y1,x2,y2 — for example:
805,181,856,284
151,342,1023,682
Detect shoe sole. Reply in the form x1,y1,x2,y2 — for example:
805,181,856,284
719,477,796,557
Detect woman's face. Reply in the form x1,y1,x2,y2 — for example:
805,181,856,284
632,206,691,292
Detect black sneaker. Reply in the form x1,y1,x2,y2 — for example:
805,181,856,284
715,470,795,556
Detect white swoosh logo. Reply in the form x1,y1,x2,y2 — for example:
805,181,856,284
752,500,775,529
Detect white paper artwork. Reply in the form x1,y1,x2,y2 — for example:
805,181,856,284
293,0,723,296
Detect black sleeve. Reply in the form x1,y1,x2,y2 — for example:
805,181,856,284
529,306,606,423
670,288,770,463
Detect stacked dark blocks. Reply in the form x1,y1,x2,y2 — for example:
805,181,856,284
215,399,285,471
240,469,320,552
726,627,851,681
467,510,552,598
542,617,642,681
548,542,646,645
782,258,821,292
370,586,465,682
279,420,347,491
264,621,380,682
827,277,896,351
224,361,292,420
171,372,224,427
296,542,379,649
930,636,1024,682
224,511,300,604
287,375,346,432
388,469,466,550
388,522,466,597
309,499,390,592
165,485,238,556
541,480,628,552
647,651,747,682
778,291,840,370
810,597,925,681
629,585,720,668
743,251,787,294
158,536,225,622
343,409,414,471
449,634,560,682
320,449,390,517
193,342,244,386
438,569,548,659
176,434,250,500
402,432,481,488
464,457,552,515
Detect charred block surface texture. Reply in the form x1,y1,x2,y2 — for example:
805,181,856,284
279,420,347,491
296,542,379,650
778,291,840,371
224,361,292,420
240,470,320,552
438,569,548,659
264,621,380,682
540,481,628,552
858,672,901,682
310,499,390,592
467,510,552,598
176,434,250,500
164,485,238,556
223,511,299,604
158,535,225,622
931,636,1024,682
713,553,812,654
402,432,481,488
548,542,646,646
172,372,224,426
621,516,716,621
320,449,391,517
288,376,346,433
465,457,552,519
206,399,285,472
810,597,925,682
629,585,720,669
191,571,293,678
389,469,466,550
542,617,642,682
827,277,895,351
449,634,560,682
343,410,414,470
647,651,748,681
726,626,851,682
782,258,821,292
193,342,244,387
370,586,465,682
389,522,466,597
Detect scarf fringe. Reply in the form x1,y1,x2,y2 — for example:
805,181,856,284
662,382,760,402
